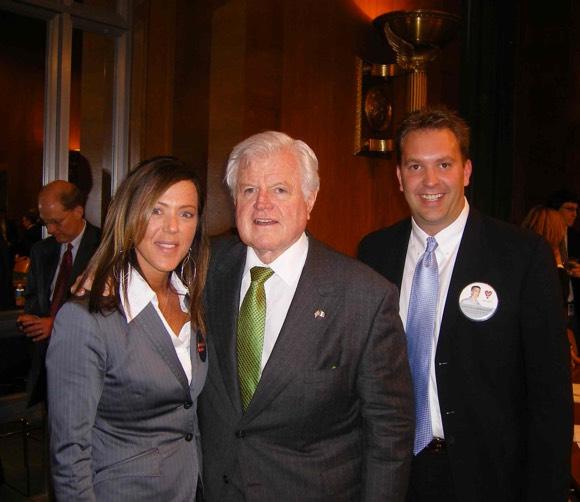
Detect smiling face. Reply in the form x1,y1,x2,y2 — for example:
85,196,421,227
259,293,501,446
135,180,199,286
397,128,472,236
235,148,317,264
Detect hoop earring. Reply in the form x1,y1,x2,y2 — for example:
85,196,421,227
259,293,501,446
180,248,196,282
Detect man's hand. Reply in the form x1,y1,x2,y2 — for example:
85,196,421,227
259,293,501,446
71,273,91,296
71,269,113,297
17,314,54,342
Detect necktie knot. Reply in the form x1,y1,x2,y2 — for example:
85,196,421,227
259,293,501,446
425,236,437,253
423,237,438,268
250,266,273,285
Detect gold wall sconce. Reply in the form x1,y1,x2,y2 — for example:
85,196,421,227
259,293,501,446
355,10,460,157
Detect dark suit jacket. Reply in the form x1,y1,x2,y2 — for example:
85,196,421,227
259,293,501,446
199,236,414,502
24,221,101,406
0,235,13,309
358,209,572,502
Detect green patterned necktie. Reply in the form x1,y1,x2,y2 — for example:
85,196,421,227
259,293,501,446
237,266,274,411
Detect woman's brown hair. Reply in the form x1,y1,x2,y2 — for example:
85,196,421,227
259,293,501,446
521,205,567,259
83,156,209,335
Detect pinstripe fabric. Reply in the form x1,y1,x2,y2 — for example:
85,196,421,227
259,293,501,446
24,222,101,407
199,236,414,502
47,300,207,501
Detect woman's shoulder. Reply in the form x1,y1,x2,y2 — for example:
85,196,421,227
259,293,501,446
56,297,124,332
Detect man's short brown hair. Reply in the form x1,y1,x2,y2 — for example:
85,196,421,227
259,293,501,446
395,107,471,164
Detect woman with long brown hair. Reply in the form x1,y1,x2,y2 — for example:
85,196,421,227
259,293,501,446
46,157,209,501
522,205,569,304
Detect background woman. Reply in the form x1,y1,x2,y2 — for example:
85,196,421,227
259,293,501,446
47,157,209,501
522,205,569,305
522,205,579,365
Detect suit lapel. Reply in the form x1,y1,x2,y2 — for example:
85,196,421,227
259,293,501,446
437,210,490,357
43,240,60,311
46,241,60,278
242,239,338,422
209,241,246,411
390,220,412,289
132,303,190,391
69,223,98,289
189,329,208,398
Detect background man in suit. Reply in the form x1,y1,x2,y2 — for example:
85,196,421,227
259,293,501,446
17,180,100,406
199,131,414,501
358,108,572,502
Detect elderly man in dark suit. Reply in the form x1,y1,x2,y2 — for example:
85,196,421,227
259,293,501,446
199,131,414,501
17,180,100,406
358,108,572,502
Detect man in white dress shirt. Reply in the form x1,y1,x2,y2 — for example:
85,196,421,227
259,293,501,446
359,108,571,502
17,180,100,406
199,131,414,502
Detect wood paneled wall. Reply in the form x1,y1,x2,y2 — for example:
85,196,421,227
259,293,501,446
0,12,45,220
278,0,461,254
134,0,462,255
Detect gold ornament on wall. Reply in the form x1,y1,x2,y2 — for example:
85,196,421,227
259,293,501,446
355,10,460,157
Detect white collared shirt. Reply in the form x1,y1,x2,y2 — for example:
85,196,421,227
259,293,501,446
239,232,309,371
121,267,192,383
399,198,470,438
50,220,87,301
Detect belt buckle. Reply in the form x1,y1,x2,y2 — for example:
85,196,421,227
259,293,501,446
427,437,446,452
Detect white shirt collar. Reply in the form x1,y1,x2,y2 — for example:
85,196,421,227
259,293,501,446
121,266,188,322
410,197,470,256
244,232,309,287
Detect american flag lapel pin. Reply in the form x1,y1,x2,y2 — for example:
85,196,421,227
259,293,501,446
314,309,325,319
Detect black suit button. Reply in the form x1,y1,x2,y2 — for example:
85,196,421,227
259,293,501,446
235,430,246,438
223,475,229,484
184,433,193,441
184,401,193,409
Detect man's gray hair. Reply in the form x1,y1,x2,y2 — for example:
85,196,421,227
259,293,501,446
224,131,320,199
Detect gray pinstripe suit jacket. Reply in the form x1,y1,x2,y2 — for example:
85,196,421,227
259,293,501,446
199,236,414,502
47,299,207,501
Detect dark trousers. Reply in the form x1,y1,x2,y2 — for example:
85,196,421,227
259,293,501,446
406,445,457,502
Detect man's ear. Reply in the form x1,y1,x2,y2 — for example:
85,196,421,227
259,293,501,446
396,166,404,192
305,190,318,220
463,159,472,187
72,205,84,220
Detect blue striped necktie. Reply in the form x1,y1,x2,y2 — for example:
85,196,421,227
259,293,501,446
406,236,439,454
